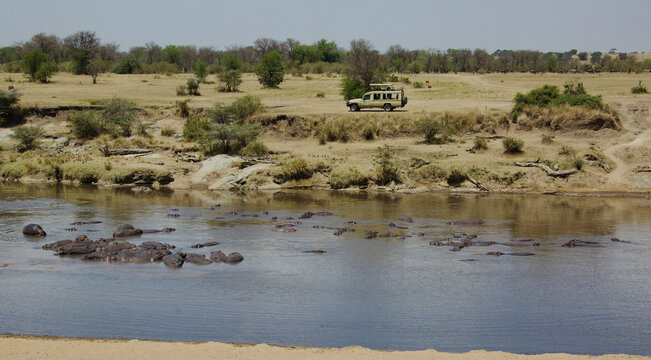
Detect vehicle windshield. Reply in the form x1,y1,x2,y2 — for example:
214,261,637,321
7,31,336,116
363,95,370,100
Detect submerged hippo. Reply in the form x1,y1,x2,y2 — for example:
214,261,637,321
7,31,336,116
446,219,485,226
226,252,244,263
162,253,184,268
303,249,326,254
209,250,228,263
113,224,143,238
397,216,414,223
23,224,46,236
562,239,604,248
142,228,176,234
184,253,212,265
191,241,220,248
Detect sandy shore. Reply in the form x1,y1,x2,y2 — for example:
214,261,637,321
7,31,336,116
1,335,648,360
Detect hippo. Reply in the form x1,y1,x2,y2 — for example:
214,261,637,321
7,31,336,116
162,253,184,268
388,223,408,230
142,228,176,234
184,253,212,265
364,231,378,239
210,251,228,263
303,249,326,254
42,240,73,250
446,219,485,226
272,226,296,233
113,224,143,238
82,252,111,261
167,213,180,218
65,228,77,231
226,252,244,263
140,241,175,250
99,242,136,253
191,241,220,248
487,251,505,256
299,211,314,219
71,221,102,225
509,252,536,256
23,224,46,236
315,211,334,216
397,216,414,223
470,241,497,247
562,239,603,248
610,238,631,244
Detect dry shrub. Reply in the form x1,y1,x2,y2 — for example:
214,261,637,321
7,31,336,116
521,105,621,131
446,166,467,186
275,158,314,182
330,166,369,189
409,164,447,183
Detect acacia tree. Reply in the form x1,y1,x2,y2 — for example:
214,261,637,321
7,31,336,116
255,50,284,88
218,53,243,92
340,39,381,100
87,59,104,84
64,31,100,76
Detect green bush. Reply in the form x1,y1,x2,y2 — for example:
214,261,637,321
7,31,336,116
0,89,23,127
239,139,269,157
193,61,208,83
573,158,584,170
10,126,44,152
176,85,187,96
229,95,264,123
375,145,400,185
218,69,242,92
176,99,191,118
0,162,28,179
70,111,103,139
330,166,369,189
559,145,575,156
221,53,243,71
276,158,313,182
102,98,138,137
186,77,200,95
316,91,325,98
512,83,607,122
23,49,56,83
412,81,424,88
446,166,467,186
340,77,366,100
473,137,488,150
503,137,524,154
632,81,647,94
183,116,211,141
199,123,261,155
255,50,284,88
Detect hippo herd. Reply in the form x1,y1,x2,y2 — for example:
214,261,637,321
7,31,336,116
25,222,243,269
22,211,631,269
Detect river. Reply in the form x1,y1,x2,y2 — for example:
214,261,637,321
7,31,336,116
0,184,649,355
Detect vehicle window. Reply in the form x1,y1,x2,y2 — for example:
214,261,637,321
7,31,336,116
363,95,370,100
387,93,392,99
374,93,381,100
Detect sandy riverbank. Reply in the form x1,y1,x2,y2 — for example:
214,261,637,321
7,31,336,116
1,336,648,360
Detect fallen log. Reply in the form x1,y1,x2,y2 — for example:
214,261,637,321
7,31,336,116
634,167,651,173
100,145,152,157
514,161,578,177
467,175,490,191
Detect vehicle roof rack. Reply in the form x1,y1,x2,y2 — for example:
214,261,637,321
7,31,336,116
369,83,393,87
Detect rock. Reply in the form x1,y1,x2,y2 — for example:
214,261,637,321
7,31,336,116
23,224,46,236
192,154,241,183
235,163,273,184
209,173,237,190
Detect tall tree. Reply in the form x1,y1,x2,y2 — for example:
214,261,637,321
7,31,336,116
64,31,100,75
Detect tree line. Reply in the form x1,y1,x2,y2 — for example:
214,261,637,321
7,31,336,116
2,31,650,78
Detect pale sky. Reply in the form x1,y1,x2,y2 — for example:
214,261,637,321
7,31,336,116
2,0,649,53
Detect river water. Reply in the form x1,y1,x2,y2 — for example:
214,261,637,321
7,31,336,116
0,184,649,355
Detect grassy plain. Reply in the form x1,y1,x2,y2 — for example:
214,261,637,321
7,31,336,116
0,71,649,193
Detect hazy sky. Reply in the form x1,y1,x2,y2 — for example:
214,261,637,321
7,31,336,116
2,0,649,53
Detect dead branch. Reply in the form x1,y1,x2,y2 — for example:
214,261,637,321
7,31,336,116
99,145,152,157
514,161,578,177
467,176,490,191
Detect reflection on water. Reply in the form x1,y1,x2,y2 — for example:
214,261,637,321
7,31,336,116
0,183,649,355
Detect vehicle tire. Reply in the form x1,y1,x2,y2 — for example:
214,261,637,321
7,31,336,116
350,104,359,112
383,104,393,112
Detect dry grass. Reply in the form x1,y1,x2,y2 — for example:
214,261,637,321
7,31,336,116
3,72,649,116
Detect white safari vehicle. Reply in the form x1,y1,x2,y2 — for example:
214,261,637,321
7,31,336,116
346,83,408,112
